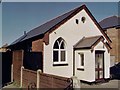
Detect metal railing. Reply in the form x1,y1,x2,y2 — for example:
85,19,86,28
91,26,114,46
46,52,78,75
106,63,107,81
64,78,73,90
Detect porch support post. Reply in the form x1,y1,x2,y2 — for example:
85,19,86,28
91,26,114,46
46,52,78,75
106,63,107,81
11,64,13,82
20,66,24,88
37,69,42,89
71,76,81,89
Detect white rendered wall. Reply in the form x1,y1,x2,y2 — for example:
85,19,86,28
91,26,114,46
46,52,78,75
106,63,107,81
75,50,95,82
43,9,109,78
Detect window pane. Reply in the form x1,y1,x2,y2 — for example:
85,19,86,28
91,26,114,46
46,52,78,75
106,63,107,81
95,71,98,79
53,51,59,62
60,42,65,49
99,71,103,78
61,51,65,61
80,54,84,66
57,38,62,43
53,41,59,49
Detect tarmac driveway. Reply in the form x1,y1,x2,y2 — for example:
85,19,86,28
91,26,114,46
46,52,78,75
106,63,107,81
81,80,120,89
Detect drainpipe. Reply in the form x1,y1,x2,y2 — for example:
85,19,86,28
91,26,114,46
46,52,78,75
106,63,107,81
73,48,75,76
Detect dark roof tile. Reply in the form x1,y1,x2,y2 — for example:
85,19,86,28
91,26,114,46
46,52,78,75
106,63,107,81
99,16,120,29
74,36,102,49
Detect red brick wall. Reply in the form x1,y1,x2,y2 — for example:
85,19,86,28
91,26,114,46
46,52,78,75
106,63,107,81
106,28,120,63
118,28,120,62
32,39,43,52
13,50,23,86
22,68,37,88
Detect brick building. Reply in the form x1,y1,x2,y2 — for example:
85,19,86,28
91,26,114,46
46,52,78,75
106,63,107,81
99,16,120,66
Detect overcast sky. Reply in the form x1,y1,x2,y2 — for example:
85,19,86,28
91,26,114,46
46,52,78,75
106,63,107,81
2,2,118,47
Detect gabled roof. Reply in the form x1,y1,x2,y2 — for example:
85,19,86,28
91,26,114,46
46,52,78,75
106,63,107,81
99,16,120,29
10,4,111,46
74,36,103,49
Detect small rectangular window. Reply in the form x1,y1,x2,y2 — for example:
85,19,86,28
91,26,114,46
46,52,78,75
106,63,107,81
80,54,84,66
78,53,84,67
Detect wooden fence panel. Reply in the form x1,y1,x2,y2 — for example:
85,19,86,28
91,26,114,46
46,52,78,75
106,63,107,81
22,68,37,88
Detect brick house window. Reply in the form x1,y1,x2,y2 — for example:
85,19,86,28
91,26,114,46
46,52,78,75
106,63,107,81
53,37,67,65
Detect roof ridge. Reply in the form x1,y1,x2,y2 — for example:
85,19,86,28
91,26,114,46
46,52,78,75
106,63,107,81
99,15,118,23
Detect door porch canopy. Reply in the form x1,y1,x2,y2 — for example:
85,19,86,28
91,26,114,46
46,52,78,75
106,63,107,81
73,35,111,52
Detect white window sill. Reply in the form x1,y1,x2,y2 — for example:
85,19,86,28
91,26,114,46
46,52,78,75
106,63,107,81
78,66,84,68
53,62,68,66
77,66,84,71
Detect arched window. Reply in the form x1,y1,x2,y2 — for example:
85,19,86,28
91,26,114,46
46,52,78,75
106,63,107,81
53,37,66,64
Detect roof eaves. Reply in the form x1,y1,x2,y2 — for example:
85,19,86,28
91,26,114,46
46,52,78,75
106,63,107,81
91,36,104,48
74,47,91,50
105,42,112,49
10,34,27,46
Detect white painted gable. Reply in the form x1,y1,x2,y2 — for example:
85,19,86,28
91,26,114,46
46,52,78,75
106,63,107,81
50,9,106,46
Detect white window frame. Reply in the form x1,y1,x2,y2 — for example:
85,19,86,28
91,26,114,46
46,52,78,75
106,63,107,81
53,38,67,64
